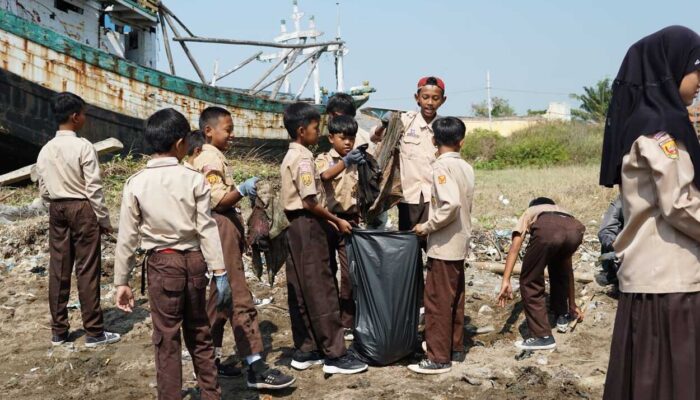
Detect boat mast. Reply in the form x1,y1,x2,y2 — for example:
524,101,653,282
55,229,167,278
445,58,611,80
335,1,344,93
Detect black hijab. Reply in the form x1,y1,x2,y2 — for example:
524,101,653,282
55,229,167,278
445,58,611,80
599,25,700,188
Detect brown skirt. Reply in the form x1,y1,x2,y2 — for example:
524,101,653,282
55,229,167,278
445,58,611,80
604,292,700,400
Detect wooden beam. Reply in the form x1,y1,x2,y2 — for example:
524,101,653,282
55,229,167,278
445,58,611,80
252,47,327,96
158,10,176,75
212,51,262,85
470,261,594,284
0,138,124,186
161,11,207,84
173,36,343,49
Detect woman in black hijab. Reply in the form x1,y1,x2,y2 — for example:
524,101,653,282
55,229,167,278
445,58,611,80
601,26,700,400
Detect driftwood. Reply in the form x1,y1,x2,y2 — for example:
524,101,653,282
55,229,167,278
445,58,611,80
470,261,594,284
0,138,124,186
569,293,595,331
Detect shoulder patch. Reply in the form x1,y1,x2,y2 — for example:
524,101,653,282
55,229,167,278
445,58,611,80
315,158,327,171
658,137,679,159
299,159,313,174
438,175,447,185
206,172,223,185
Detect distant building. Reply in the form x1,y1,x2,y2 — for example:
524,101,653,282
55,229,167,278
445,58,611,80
543,102,571,122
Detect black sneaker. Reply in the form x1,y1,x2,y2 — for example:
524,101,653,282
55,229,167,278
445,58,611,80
407,359,452,374
322,354,368,375
556,314,571,333
247,360,295,389
51,333,68,346
515,336,556,350
216,358,241,377
290,350,324,370
451,351,466,363
85,332,120,348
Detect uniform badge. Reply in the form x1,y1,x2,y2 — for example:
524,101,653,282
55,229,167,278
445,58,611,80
659,138,679,159
206,173,222,185
438,175,447,185
301,173,313,187
315,159,327,171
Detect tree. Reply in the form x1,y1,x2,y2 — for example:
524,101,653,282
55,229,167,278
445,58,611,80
570,78,612,122
471,97,515,118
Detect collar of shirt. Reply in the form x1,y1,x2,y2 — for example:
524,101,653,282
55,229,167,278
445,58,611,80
202,143,226,159
329,148,342,159
289,142,313,157
146,157,179,168
436,152,461,160
56,130,77,137
416,113,437,132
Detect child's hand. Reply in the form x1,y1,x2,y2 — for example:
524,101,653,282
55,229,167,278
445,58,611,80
570,305,584,321
413,223,428,236
337,219,353,235
342,149,365,166
115,285,135,313
497,281,513,307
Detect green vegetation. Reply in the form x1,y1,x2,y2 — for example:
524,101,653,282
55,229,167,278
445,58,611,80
461,122,603,169
471,97,516,118
570,78,612,122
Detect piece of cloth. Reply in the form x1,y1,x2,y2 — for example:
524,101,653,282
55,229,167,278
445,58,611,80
48,199,104,337
285,212,346,358
604,291,700,400
398,111,438,204
113,157,224,286
207,211,264,356
519,213,585,338
600,26,700,188
36,131,111,229
315,149,360,214
325,213,360,329
147,251,220,400
598,195,624,252
614,134,700,293
424,258,465,364
423,152,475,261
192,144,237,209
280,143,323,212
513,204,570,236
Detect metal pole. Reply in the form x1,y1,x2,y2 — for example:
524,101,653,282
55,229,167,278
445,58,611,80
252,47,328,96
211,51,263,85
271,47,302,99
487,70,493,129
159,3,195,36
158,10,176,75
162,12,208,84
335,1,344,92
172,36,344,49
249,49,292,92
295,53,322,99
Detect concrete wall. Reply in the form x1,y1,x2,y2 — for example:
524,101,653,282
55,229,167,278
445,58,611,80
459,117,544,137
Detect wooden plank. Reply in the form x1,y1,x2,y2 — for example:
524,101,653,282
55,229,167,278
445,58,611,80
0,138,124,186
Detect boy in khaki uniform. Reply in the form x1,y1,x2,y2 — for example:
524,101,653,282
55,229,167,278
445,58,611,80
281,102,367,375
192,106,294,389
315,115,366,339
325,92,377,154
409,117,474,374
372,77,447,232
113,108,230,400
36,92,120,347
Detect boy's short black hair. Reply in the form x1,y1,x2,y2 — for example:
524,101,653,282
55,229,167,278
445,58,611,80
51,92,86,124
433,117,465,146
326,93,356,117
283,102,321,139
145,108,191,153
186,129,206,156
199,106,231,131
328,115,358,137
529,197,556,207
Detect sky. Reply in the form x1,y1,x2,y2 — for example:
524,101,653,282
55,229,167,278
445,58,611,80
161,0,699,117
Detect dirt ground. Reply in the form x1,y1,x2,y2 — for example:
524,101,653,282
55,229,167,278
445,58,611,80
0,164,617,399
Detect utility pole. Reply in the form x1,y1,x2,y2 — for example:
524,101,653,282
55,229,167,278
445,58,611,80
486,70,493,129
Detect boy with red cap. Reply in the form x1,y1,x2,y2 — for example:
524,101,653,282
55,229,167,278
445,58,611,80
372,76,447,232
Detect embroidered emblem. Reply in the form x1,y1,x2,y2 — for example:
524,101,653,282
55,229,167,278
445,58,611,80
659,139,679,159
206,173,222,185
299,159,313,174
301,173,313,186
438,175,447,185
315,158,327,171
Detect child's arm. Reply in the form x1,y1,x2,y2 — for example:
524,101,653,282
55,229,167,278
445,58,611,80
81,143,112,233
414,167,459,236
113,181,141,312
497,233,525,307
318,149,365,181
568,266,582,320
193,175,226,275
302,195,352,234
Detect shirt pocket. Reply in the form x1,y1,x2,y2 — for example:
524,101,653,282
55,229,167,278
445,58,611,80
159,276,186,316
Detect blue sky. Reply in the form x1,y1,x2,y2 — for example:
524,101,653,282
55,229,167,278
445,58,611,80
162,0,699,116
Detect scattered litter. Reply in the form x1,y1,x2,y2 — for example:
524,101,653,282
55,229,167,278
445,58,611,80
254,297,273,307
30,266,46,275
29,367,39,373
536,356,548,365
497,195,510,206
461,375,482,386
478,305,494,316
515,350,534,361
67,301,80,310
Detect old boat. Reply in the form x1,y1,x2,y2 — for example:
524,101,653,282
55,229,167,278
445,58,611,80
0,0,374,173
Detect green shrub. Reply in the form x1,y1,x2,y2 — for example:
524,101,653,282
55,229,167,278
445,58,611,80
461,122,602,169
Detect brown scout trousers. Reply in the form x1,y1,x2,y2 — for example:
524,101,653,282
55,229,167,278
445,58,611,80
148,251,219,400
519,213,584,338
48,199,104,337
285,211,346,358
207,211,264,356
326,213,360,329
424,258,465,364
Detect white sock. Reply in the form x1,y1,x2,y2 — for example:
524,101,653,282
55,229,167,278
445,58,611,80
246,353,262,365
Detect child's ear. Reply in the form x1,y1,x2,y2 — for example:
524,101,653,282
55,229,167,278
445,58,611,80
327,134,333,144
458,138,465,148
414,92,420,104
296,126,305,139
204,125,213,138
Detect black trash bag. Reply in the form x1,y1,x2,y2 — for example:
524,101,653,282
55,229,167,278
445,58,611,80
347,229,422,365
356,145,382,223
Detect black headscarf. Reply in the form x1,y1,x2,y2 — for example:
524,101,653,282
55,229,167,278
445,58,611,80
599,25,700,188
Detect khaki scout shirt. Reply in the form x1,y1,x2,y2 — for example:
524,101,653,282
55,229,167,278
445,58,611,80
113,157,225,286
512,204,569,236
35,131,111,229
281,143,322,211
423,153,475,261
615,133,700,293
315,149,359,215
192,144,235,209
399,111,438,204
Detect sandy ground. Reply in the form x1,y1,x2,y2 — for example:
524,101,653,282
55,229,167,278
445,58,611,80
0,165,617,399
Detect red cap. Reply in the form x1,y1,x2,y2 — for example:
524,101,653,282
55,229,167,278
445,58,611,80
417,76,445,92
